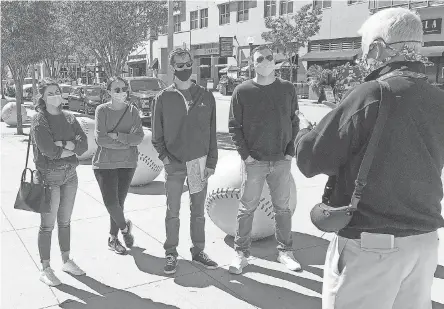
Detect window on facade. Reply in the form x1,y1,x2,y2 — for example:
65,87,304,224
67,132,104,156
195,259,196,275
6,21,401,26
190,11,198,30
264,0,276,17
219,3,230,25
347,0,364,4
279,0,293,14
200,8,208,28
313,0,332,9
237,1,249,22
173,15,181,33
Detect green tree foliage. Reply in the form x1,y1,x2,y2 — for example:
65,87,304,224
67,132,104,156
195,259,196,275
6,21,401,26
262,4,322,82
66,1,167,78
1,1,54,134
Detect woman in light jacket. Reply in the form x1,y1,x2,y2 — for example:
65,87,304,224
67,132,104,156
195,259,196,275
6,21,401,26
31,81,88,286
93,77,144,255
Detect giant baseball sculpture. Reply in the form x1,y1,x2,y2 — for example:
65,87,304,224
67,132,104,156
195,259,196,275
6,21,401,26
131,128,164,186
76,116,97,160
205,152,297,240
1,101,28,126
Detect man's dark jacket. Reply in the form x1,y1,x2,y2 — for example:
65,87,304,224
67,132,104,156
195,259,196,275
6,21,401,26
295,61,444,239
151,83,218,169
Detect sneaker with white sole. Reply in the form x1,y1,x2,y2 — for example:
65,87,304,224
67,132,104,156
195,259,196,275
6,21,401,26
40,267,62,286
277,251,302,271
62,259,86,276
228,251,248,275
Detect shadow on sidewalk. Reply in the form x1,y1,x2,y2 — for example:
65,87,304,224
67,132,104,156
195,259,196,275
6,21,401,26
223,231,328,277
129,243,323,309
129,181,188,196
57,275,179,309
78,159,92,166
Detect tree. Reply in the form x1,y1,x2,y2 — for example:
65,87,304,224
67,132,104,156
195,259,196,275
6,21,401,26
41,2,75,80
1,1,55,134
262,3,322,82
66,1,167,78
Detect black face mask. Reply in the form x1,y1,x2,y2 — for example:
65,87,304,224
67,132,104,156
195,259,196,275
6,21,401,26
174,68,192,82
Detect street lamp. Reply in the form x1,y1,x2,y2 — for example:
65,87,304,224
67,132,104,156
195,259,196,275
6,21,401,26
247,36,255,79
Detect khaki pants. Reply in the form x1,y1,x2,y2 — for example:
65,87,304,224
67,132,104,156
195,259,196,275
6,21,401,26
323,231,439,309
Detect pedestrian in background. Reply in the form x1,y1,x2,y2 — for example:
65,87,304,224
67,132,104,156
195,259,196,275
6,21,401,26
228,45,301,275
295,8,444,309
30,80,88,286
93,77,144,255
152,48,218,274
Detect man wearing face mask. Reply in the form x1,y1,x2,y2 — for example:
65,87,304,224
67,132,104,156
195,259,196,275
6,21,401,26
295,8,444,309
151,48,218,274
228,45,300,274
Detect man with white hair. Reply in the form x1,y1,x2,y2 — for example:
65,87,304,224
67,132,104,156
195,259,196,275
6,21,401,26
295,8,444,309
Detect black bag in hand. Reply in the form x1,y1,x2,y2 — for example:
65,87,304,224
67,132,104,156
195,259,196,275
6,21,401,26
14,136,51,213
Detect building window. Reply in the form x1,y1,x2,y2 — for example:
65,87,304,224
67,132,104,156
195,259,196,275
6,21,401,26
279,0,293,15
190,11,198,30
313,0,332,9
264,0,277,17
200,8,208,28
219,3,230,25
237,1,249,22
347,0,364,4
173,15,181,33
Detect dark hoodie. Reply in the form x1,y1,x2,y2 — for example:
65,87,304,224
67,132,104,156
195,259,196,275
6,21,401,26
295,61,444,238
151,83,218,169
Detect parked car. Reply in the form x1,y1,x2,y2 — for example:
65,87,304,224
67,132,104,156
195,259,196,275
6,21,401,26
124,76,167,125
68,85,108,115
59,84,73,109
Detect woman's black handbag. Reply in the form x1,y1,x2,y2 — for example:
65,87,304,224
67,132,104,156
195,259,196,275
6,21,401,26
14,136,51,213
310,80,391,233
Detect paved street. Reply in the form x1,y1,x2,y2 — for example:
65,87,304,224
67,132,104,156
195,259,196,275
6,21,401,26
1,103,443,309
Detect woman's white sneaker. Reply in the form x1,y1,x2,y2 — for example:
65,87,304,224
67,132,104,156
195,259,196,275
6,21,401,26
277,251,302,271
62,259,86,276
228,251,249,275
40,267,62,286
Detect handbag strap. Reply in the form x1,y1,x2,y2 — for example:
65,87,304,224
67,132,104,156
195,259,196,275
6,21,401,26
109,104,129,133
25,134,32,169
350,80,391,209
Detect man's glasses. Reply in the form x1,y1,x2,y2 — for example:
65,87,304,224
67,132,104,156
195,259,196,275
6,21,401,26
256,55,274,63
175,62,193,69
112,87,128,93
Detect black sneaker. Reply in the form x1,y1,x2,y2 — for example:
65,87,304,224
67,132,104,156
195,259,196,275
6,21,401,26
122,220,134,248
164,255,177,274
108,237,127,255
192,252,218,269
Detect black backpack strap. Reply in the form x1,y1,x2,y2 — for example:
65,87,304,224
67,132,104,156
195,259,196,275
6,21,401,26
25,134,31,169
350,80,391,209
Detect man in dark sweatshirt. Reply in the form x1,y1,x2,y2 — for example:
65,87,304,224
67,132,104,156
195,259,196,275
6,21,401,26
295,8,444,309
151,48,218,274
228,45,301,274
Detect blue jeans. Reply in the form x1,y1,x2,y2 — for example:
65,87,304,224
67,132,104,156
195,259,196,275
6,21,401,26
36,165,78,262
164,162,206,258
235,159,293,256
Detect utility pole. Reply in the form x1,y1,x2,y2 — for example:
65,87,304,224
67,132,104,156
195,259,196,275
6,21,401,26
167,0,174,85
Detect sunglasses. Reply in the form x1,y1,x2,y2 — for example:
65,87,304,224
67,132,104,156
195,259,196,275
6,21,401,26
256,55,274,63
175,62,193,69
112,87,128,93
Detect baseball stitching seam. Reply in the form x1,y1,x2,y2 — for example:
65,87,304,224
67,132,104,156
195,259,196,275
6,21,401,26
205,188,275,219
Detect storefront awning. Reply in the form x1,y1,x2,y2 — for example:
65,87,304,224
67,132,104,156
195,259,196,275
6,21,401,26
300,49,361,61
127,59,146,66
421,46,444,57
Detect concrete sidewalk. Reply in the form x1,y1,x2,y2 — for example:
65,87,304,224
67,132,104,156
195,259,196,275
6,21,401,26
1,118,443,309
